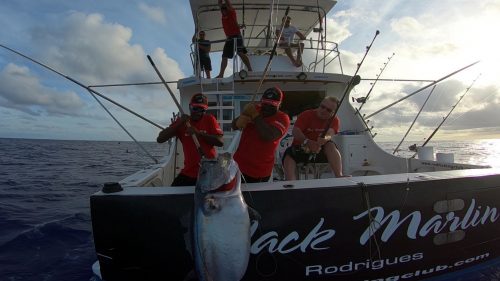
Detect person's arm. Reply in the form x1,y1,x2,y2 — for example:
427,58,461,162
317,128,334,145
198,42,211,53
187,126,224,147
253,116,283,142
295,29,306,40
157,114,189,143
201,133,224,147
232,115,251,130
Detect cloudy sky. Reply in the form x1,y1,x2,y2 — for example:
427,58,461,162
1,0,499,142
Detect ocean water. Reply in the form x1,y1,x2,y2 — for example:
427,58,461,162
0,138,168,281
0,137,499,281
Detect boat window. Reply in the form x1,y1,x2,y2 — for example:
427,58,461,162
281,90,326,118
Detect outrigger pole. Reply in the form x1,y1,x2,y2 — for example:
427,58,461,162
147,55,205,157
320,30,380,138
392,85,436,155
356,52,395,112
0,43,165,130
411,74,481,158
365,61,480,119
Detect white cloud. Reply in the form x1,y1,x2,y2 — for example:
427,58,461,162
0,63,85,116
138,3,166,25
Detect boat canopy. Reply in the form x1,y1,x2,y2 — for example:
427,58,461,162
189,0,337,52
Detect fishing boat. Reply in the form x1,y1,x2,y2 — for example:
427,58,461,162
89,0,500,280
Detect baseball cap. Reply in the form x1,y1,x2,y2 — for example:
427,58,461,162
189,93,208,110
261,87,283,107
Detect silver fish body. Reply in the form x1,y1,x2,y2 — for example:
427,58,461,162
193,153,250,281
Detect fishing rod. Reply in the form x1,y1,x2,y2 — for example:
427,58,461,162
365,61,480,119
392,85,436,154
356,52,395,112
89,81,176,88
251,6,290,101
411,74,481,158
319,30,380,138
87,89,159,164
313,0,324,72
147,55,205,157
0,43,164,130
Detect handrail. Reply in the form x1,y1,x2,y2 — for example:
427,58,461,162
189,35,341,76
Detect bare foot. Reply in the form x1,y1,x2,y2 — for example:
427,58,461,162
294,61,302,67
215,74,223,78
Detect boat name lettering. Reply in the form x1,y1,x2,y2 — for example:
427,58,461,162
353,199,499,245
250,199,498,255
250,218,335,254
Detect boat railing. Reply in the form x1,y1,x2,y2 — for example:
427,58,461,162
190,35,342,77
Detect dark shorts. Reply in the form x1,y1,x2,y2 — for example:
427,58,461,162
282,144,330,164
199,55,212,71
171,173,197,186
222,35,247,59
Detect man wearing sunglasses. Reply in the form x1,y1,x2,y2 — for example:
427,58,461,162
157,93,223,186
232,87,290,183
282,96,346,180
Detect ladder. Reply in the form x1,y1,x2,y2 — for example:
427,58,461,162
199,77,237,151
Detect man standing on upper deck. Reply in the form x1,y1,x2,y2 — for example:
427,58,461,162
157,93,224,186
232,87,290,183
216,0,253,78
192,30,212,78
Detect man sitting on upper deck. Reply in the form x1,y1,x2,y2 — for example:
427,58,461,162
157,93,223,186
216,0,253,78
232,87,290,183
277,16,306,67
282,96,346,180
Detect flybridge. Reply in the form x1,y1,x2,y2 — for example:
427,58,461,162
188,0,342,75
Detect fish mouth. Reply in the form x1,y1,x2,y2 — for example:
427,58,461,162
197,154,240,193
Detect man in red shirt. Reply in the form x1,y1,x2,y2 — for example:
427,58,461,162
282,96,345,180
216,0,253,78
232,87,290,183
157,93,224,186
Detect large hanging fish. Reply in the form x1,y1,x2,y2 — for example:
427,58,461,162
193,153,251,281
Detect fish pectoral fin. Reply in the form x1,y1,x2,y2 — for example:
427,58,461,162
248,205,262,221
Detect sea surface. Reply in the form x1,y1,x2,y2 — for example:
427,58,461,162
1,137,500,281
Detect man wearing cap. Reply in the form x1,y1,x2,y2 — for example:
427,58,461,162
216,0,253,78
157,93,224,186
282,96,345,180
232,87,290,183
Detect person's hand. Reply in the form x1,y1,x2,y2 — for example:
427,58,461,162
235,115,252,129
317,136,332,146
306,140,322,153
179,114,190,124
242,103,259,119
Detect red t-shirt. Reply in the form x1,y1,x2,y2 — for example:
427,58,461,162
222,9,240,36
234,111,290,178
173,114,223,177
292,109,340,145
